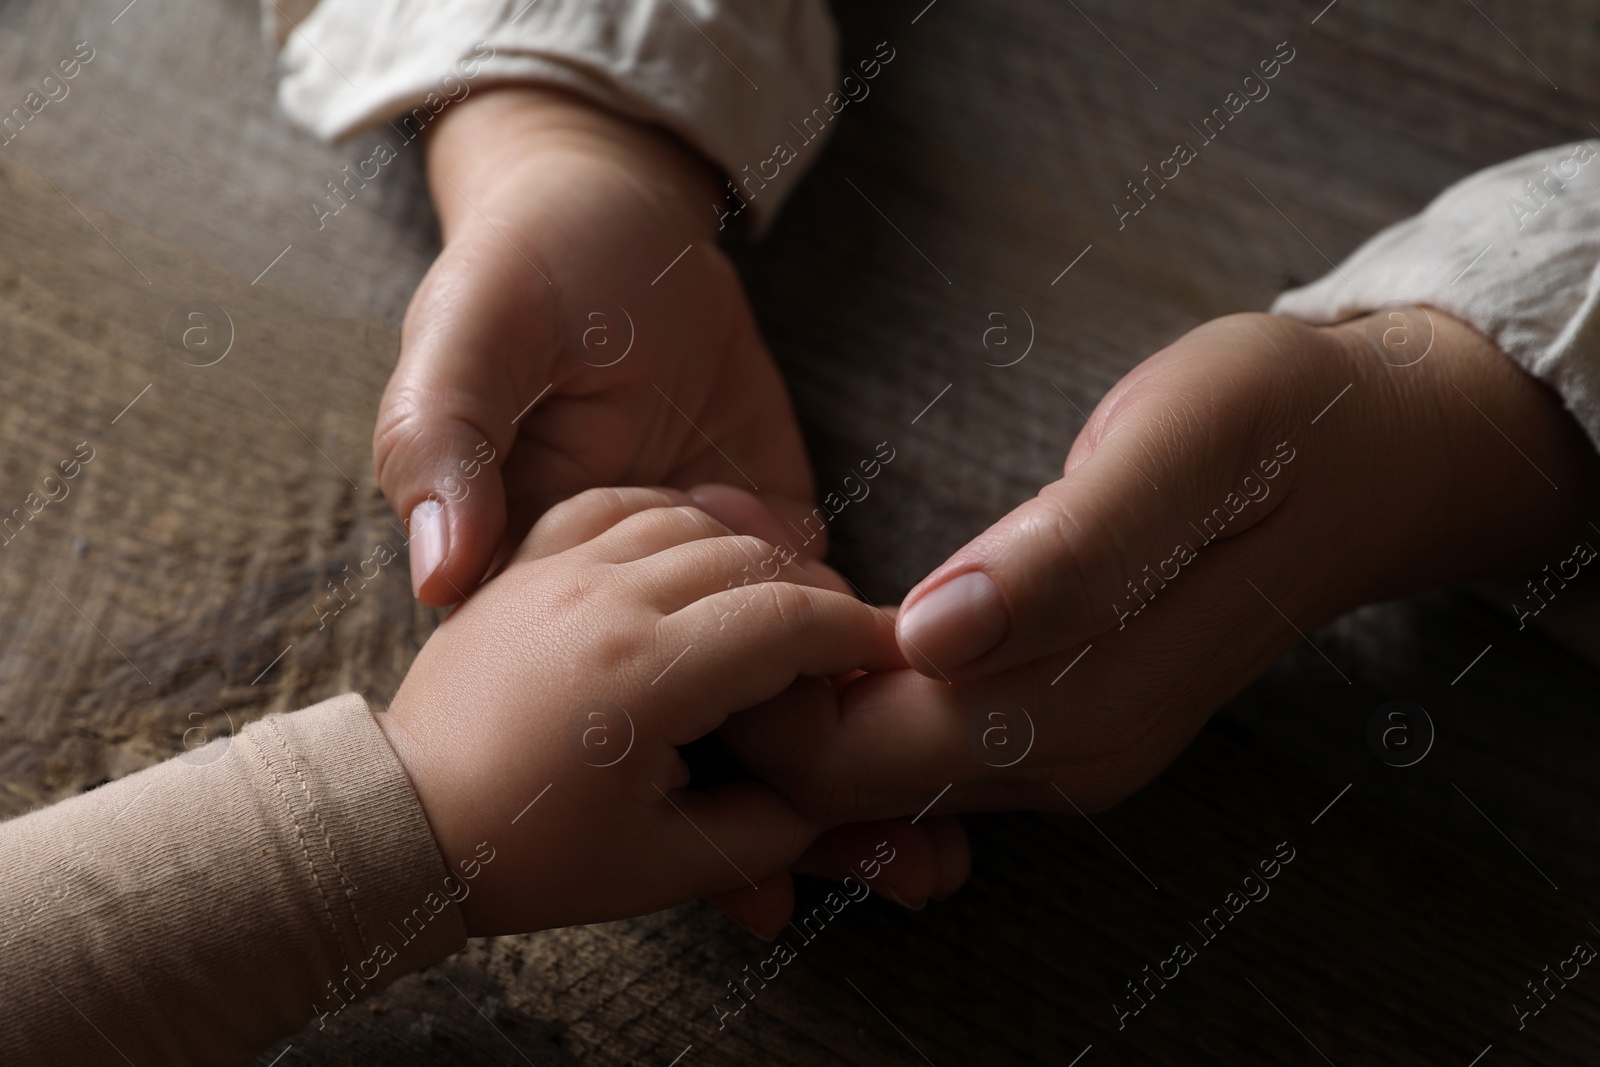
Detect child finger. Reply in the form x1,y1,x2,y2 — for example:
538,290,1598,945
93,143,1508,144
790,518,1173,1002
648,584,903,741
560,503,742,565
683,485,850,594
623,531,819,614
511,486,693,563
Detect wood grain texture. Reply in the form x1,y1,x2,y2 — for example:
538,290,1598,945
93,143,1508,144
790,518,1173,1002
3,0,1600,1064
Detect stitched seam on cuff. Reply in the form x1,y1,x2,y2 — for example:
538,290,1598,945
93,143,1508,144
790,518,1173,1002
246,724,348,964
265,716,367,949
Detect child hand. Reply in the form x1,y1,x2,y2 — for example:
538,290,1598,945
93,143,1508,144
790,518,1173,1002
720,310,1600,820
374,486,910,937
376,87,818,606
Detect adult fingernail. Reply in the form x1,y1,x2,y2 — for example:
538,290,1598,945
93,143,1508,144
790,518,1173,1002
898,570,1009,672
409,499,448,598
879,887,927,912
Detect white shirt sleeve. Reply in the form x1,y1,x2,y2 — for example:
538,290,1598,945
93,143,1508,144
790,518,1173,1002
266,0,840,231
1272,140,1600,452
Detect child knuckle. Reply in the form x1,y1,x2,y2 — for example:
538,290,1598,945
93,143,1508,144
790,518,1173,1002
631,504,719,546
543,486,624,528
755,580,813,632
732,532,778,562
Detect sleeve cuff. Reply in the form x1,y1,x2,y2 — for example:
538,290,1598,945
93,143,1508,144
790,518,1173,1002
250,692,469,1002
0,692,465,1063
1271,140,1600,453
273,0,840,233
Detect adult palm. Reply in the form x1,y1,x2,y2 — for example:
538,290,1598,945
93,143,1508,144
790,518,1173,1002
375,87,815,604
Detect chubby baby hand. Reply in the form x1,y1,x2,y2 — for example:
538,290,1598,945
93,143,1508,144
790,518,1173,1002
376,486,924,937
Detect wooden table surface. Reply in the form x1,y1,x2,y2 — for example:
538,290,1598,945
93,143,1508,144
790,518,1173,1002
4,0,1600,1063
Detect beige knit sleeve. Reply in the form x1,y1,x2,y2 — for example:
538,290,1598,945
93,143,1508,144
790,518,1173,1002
0,693,466,1066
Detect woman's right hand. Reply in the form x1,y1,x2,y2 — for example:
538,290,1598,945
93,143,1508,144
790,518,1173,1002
722,310,1600,822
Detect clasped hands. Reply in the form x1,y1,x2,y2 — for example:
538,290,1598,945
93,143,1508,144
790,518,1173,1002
372,87,1600,939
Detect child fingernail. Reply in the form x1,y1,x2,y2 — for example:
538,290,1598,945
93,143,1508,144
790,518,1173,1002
897,570,1009,671
409,499,448,597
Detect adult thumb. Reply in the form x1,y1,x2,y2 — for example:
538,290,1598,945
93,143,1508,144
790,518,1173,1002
376,228,568,605
374,385,513,606
894,313,1317,679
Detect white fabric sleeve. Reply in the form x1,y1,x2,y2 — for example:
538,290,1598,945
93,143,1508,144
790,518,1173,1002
267,0,839,231
1272,140,1600,452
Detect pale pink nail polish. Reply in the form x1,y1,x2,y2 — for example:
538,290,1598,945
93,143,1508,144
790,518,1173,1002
897,570,1009,672
409,499,448,598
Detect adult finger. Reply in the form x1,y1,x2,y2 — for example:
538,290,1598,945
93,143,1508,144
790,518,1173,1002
734,505,1337,826
375,231,566,606
894,314,1319,679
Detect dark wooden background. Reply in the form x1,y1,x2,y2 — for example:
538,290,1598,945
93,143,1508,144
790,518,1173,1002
3,0,1600,1063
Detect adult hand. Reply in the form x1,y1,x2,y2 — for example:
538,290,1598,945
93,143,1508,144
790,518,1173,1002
376,86,817,605
721,310,1600,819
